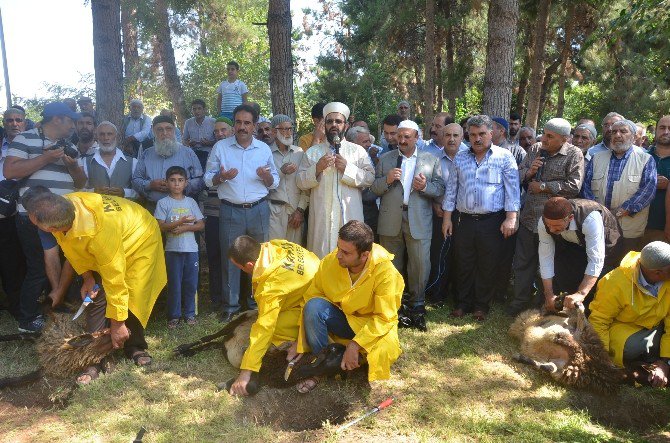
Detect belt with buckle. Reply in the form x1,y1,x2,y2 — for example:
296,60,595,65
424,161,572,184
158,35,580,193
460,210,504,220
269,199,286,206
220,197,266,209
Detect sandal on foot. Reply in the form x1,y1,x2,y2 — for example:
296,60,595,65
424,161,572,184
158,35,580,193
296,376,319,394
185,317,196,326
76,365,101,385
131,350,152,367
167,319,180,329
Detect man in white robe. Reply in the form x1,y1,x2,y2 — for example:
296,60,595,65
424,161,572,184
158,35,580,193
297,102,375,258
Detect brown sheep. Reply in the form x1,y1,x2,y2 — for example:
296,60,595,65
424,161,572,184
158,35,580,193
509,305,625,394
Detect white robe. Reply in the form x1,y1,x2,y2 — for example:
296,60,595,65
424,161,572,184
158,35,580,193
296,140,375,258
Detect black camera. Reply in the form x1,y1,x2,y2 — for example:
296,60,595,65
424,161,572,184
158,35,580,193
45,139,79,159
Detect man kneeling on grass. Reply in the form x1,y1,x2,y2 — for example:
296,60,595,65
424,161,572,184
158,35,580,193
589,241,670,388
228,236,320,396
291,220,404,393
26,191,167,380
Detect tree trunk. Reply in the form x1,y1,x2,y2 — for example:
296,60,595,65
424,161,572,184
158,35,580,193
482,0,519,117
267,0,296,120
524,0,551,129
91,0,124,130
154,0,187,126
515,24,534,118
121,3,139,97
423,0,436,122
556,2,576,117
443,0,457,116
538,57,561,123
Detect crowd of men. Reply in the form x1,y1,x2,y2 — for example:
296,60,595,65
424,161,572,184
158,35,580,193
2,89,670,390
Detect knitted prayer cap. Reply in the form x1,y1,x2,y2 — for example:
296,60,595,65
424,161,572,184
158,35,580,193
398,120,419,132
215,117,233,126
152,114,174,127
640,241,670,270
543,118,572,136
543,197,573,220
271,114,292,128
574,123,597,139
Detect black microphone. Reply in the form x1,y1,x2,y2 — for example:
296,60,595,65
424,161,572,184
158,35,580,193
394,152,403,185
332,134,341,155
536,150,548,181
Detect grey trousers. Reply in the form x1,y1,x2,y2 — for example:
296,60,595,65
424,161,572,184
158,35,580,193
623,324,663,364
379,211,431,314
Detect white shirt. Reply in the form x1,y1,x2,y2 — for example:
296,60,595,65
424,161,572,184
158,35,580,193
400,149,418,205
204,136,279,204
0,138,9,181
82,148,138,199
537,211,605,279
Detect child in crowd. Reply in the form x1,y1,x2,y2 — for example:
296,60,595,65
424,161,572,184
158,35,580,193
216,60,248,120
155,166,205,328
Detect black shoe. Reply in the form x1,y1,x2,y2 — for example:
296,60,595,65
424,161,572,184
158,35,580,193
410,314,427,332
218,310,241,324
398,312,413,328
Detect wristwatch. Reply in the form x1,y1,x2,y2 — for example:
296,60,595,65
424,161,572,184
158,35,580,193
539,182,547,192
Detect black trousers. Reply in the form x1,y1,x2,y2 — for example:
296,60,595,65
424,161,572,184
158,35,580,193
454,211,505,313
427,211,459,303
15,214,47,325
0,216,25,318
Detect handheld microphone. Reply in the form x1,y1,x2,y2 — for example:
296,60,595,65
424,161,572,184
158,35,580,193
394,152,403,185
332,135,341,155
536,150,548,181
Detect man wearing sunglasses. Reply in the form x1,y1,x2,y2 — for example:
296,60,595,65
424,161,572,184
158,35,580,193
538,197,623,312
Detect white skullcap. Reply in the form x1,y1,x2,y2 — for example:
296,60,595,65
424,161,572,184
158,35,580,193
640,241,670,270
398,120,419,132
544,118,572,136
323,102,350,120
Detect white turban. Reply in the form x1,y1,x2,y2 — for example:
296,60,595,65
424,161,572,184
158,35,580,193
398,120,419,133
323,102,350,121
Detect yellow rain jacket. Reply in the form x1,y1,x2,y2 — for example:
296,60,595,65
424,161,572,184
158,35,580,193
589,251,670,367
297,243,404,381
240,240,320,372
53,193,166,327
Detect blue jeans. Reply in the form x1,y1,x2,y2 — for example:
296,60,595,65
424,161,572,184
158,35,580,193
303,297,355,354
219,201,269,313
165,251,199,320
205,216,223,304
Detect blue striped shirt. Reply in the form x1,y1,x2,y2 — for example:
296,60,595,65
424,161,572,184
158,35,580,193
442,145,520,213
582,148,657,214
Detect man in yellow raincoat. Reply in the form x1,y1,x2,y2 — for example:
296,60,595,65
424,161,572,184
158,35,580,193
227,235,320,396
295,220,404,393
26,191,166,366
589,241,670,388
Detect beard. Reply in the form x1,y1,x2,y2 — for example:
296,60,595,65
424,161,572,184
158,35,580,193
656,134,670,146
277,134,293,146
154,138,179,157
610,140,632,155
326,129,345,145
78,130,93,144
99,143,117,153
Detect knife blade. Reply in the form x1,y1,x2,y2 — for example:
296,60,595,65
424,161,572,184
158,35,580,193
72,284,100,320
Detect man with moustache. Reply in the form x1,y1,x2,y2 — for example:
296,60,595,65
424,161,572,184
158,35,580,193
131,115,204,213
371,120,444,331
381,114,403,156
572,123,597,158
441,115,520,322
642,116,670,244
297,102,374,258
517,127,537,152
256,119,274,146
122,99,153,157
183,99,217,170
75,112,98,159
586,112,624,161
506,118,584,316
204,104,279,322
427,123,466,306
422,112,456,157
83,122,138,200
583,120,656,255
267,114,308,244
508,112,522,144
0,108,27,319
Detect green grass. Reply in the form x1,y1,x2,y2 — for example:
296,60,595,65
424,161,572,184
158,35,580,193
1,299,670,442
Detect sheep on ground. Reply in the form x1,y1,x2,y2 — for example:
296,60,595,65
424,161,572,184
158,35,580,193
509,305,624,394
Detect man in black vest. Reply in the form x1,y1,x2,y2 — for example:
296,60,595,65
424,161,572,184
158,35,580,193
83,121,138,200
538,197,623,311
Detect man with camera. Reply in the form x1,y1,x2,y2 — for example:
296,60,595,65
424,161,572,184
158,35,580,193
2,102,86,333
